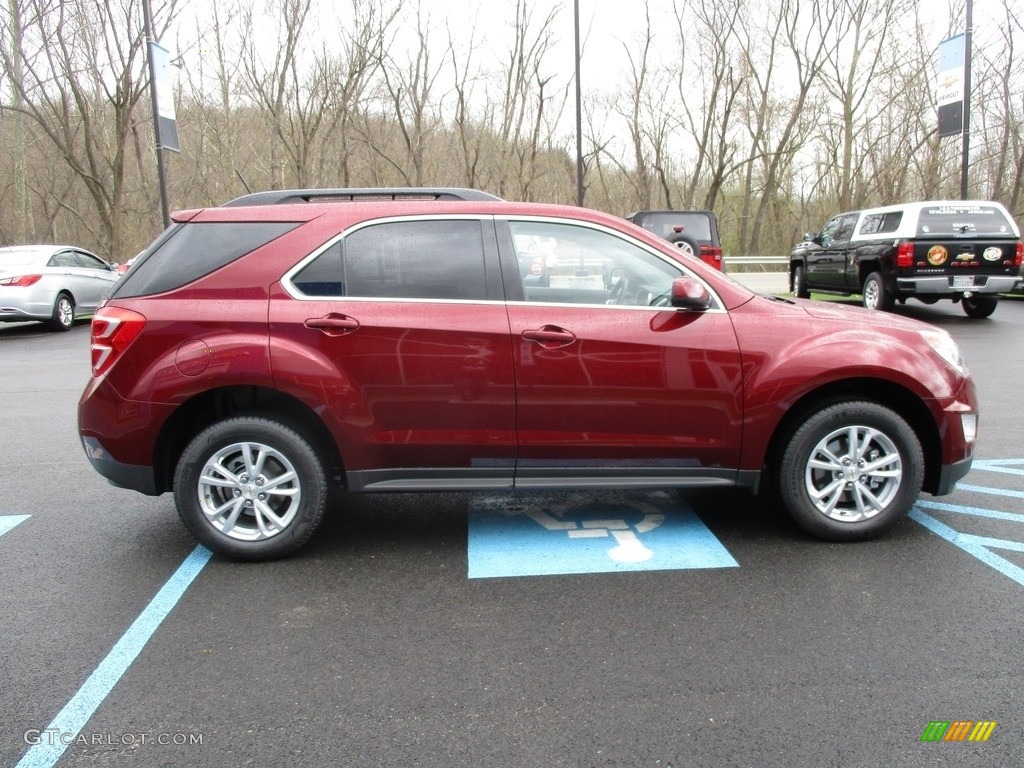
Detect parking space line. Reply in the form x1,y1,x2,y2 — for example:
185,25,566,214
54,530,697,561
915,498,1024,523
910,507,1024,588
0,515,30,538
15,545,213,768
956,483,1024,500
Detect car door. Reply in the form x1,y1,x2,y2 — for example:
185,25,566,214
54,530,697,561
497,218,744,487
71,250,119,312
269,216,517,489
806,214,856,290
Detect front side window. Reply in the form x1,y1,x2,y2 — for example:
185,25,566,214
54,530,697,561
507,221,684,308
291,219,489,301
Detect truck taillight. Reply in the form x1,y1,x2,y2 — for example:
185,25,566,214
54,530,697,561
90,307,146,376
1016,242,1023,267
896,242,915,268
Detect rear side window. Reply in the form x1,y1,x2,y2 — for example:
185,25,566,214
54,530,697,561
859,211,902,235
917,205,1015,236
114,222,298,298
290,219,489,301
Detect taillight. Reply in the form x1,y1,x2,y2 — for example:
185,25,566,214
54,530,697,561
699,245,724,270
0,274,43,287
90,307,146,376
1015,242,1023,267
896,242,915,268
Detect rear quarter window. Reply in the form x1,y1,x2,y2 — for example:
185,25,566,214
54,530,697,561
113,222,298,298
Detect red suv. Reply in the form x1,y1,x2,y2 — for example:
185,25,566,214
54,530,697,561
79,188,978,560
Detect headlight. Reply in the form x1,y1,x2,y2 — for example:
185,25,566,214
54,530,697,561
919,329,968,375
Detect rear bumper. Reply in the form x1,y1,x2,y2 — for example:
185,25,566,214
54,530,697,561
897,275,1018,294
81,436,160,495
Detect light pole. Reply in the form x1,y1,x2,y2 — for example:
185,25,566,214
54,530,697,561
960,0,972,199
573,0,584,207
143,0,171,228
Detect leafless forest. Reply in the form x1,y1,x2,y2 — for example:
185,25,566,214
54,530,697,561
2,0,1022,261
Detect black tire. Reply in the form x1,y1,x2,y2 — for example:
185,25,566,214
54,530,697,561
792,265,809,298
47,292,75,332
861,272,894,311
777,401,924,541
174,416,328,561
962,295,998,319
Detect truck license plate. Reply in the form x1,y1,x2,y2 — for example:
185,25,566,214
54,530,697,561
953,275,975,289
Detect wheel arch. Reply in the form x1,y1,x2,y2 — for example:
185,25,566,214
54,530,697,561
153,385,345,495
762,378,943,496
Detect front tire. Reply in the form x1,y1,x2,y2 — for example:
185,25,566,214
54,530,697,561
47,293,75,331
777,401,924,541
792,265,809,299
862,272,894,311
962,295,998,318
174,416,328,560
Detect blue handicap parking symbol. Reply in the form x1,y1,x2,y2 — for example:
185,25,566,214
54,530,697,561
467,490,738,579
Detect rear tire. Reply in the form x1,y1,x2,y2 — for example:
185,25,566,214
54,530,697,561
47,293,75,332
174,416,328,561
962,295,998,319
777,401,923,541
862,272,894,311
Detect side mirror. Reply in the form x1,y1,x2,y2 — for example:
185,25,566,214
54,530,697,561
803,231,817,242
670,276,712,311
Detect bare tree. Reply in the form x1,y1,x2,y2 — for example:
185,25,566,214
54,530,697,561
0,0,182,255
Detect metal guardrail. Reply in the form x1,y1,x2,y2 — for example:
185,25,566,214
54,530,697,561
724,256,788,265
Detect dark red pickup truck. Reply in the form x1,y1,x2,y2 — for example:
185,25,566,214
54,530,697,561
790,200,1022,317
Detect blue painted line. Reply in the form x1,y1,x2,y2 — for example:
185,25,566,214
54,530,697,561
15,545,213,768
968,463,1024,477
915,499,1024,524
468,490,738,579
957,483,1024,500
910,508,1024,588
0,514,30,538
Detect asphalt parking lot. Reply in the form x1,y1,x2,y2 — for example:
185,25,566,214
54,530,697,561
2,292,1023,768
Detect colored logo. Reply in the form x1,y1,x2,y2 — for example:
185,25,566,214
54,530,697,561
983,246,1002,261
926,245,948,265
920,721,997,742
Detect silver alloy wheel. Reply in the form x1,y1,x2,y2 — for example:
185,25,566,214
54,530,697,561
197,441,302,541
56,296,73,328
863,278,880,309
803,424,902,522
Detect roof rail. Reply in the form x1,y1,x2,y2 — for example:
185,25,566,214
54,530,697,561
222,187,502,207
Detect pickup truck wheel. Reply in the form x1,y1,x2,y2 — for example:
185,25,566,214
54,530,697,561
174,416,328,561
777,401,923,541
792,265,809,298
962,295,998,318
862,272,894,311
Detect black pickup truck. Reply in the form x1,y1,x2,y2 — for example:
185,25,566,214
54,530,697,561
790,200,1022,317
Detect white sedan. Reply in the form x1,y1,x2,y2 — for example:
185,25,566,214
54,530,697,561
0,245,121,331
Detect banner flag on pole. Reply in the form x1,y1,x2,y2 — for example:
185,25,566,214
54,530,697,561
150,41,180,153
936,34,965,138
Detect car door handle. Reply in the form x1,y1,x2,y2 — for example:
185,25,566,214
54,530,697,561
305,313,359,336
522,325,577,348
